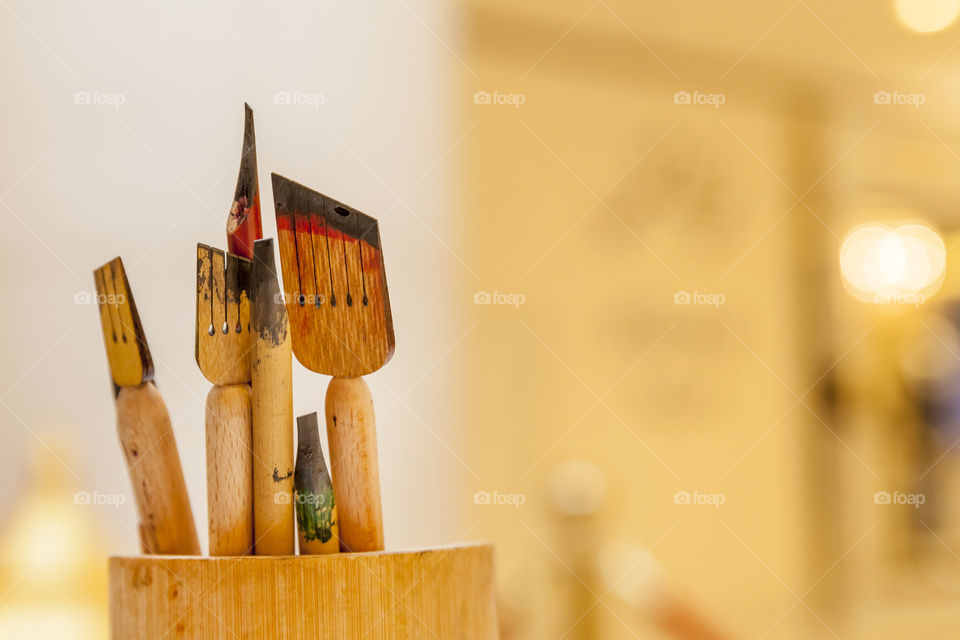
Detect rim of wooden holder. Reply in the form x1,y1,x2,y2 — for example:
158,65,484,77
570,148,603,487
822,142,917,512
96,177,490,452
109,543,498,640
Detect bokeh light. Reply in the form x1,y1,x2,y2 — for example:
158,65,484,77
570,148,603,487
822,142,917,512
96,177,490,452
840,222,946,304
894,0,960,33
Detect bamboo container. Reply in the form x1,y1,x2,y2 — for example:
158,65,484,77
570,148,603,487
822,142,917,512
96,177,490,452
109,544,499,639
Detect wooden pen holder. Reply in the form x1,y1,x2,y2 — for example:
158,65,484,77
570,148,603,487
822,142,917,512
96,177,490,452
109,543,498,639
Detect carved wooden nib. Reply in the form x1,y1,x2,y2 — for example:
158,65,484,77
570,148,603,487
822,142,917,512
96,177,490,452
93,257,154,388
195,244,252,385
271,173,395,378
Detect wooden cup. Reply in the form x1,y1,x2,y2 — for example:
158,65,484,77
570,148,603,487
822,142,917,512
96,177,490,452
109,544,498,639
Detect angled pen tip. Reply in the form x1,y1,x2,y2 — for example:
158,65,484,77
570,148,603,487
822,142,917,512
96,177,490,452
93,256,154,387
296,412,319,433
252,237,275,267
251,238,286,340
228,103,262,260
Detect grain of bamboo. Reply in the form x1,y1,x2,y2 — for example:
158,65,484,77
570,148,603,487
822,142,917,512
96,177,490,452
109,545,498,639
251,238,295,555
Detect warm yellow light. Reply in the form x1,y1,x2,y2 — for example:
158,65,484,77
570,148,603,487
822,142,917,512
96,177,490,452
0,606,100,640
839,222,945,304
894,0,960,33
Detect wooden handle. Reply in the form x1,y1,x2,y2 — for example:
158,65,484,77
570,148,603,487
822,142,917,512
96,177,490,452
205,384,253,556
325,376,384,552
251,324,295,555
115,382,200,555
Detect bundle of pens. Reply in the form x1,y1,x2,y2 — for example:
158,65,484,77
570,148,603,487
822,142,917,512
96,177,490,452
93,105,392,558
95,106,496,640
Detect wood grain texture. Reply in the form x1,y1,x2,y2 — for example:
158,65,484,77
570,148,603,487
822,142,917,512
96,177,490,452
325,376,383,552
109,545,499,639
251,238,295,555
205,384,253,556
94,257,153,387
272,173,395,378
116,382,200,555
251,324,294,555
196,244,252,385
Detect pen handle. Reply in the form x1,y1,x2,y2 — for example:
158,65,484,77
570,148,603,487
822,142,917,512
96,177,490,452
116,381,200,555
325,376,384,552
252,323,295,555
206,383,253,556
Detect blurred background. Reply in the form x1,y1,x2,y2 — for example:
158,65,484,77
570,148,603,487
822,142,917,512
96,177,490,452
3,0,960,638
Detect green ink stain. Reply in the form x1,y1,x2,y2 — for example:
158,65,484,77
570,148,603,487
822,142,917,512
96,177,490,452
296,487,336,543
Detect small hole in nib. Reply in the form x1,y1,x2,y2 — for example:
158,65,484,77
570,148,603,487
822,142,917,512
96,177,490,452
207,325,215,336
362,295,369,306
330,294,337,307
235,322,242,334
347,294,353,307
221,322,229,335
298,294,306,307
